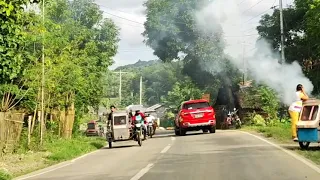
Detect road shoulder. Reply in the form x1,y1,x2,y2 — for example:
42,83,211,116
14,146,104,180
240,129,320,171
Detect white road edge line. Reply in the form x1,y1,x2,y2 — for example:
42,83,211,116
240,131,320,174
71,149,100,162
15,145,104,180
171,136,176,141
160,144,171,154
130,163,154,180
15,163,72,180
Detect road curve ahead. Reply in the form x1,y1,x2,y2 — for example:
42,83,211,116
16,130,320,180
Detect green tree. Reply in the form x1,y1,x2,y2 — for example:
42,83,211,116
143,0,240,99
163,78,203,110
0,0,41,111
256,0,320,93
0,0,40,83
21,0,119,132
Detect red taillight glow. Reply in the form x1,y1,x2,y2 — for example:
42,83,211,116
180,112,190,116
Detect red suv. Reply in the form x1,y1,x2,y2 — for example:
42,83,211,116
174,99,216,136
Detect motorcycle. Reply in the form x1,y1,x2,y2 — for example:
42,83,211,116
222,108,242,129
133,120,143,146
147,120,154,138
231,108,242,129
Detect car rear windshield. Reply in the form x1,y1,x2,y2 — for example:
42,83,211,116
183,102,210,110
87,123,95,129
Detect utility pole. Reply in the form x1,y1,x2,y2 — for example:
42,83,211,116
113,70,128,104
279,0,285,64
139,76,142,105
119,69,122,103
242,45,246,85
40,0,45,145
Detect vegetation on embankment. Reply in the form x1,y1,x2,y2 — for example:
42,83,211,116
242,119,320,165
0,133,105,180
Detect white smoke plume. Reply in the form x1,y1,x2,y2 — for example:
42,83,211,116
195,0,313,105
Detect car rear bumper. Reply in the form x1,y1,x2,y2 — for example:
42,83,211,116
181,120,216,128
86,131,99,136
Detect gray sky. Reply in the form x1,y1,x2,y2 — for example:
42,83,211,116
95,0,293,69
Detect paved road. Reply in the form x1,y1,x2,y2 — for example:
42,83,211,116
16,130,320,180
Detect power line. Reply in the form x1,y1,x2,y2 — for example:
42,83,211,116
241,0,266,15
243,0,277,24
102,11,258,37
237,0,247,5
103,11,144,25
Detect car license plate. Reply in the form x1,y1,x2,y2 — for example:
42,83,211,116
194,113,203,118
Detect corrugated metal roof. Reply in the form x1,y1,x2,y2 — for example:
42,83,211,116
126,105,149,112
148,104,163,110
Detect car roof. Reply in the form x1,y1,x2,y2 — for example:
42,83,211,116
182,99,209,105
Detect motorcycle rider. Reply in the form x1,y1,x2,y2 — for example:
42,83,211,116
145,113,154,135
132,110,147,139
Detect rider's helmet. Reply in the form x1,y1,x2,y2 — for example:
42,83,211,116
135,110,140,115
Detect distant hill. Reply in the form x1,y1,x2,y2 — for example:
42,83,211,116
115,59,160,71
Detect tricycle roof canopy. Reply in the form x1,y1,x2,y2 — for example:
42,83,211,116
112,112,128,116
303,98,320,106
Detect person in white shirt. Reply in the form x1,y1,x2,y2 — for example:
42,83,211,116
145,114,153,123
288,84,309,141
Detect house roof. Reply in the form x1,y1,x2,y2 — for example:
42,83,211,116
126,105,155,113
147,104,163,111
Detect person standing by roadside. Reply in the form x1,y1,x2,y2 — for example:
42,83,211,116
288,84,309,141
107,105,116,125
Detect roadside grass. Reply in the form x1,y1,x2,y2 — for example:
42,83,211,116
0,170,12,180
242,123,292,144
242,122,320,165
0,132,106,179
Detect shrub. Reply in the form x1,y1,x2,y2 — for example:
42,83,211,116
252,114,266,126
0,169,12,180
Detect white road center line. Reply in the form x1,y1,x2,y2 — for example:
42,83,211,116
171,136,176,141
160,144,171,154
130,163,154,180
241,131,320,174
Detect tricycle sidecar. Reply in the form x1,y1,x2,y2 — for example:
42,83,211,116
106,111,142,148
296,99,320,149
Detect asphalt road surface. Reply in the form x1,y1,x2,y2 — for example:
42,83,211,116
16,130,320,180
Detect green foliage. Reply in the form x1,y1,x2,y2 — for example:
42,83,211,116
143,0,239,94
112,60,185,106
0,0,39,83
256,85,280,120
163,78,203,110
243,122,292,143
45,135,105,162
21,0,120,115
161,111,175,128
256,0,320,94
0,169,12,180
252,114,266,127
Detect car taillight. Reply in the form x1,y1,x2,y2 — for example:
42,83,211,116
179,116,183,122
180,112,189,116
